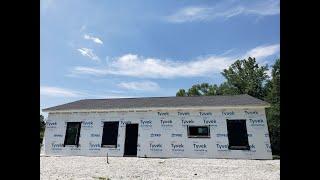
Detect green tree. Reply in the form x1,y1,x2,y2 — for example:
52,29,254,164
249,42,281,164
178,83,223,96
216,82,239,95
265,59,280,104
207,84,219,95
196,83,210,95
265,59,280,155
187,85,202,96
221,57,269,99
176,89,187,96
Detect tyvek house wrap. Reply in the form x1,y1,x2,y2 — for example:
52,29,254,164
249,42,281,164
43,108,272,159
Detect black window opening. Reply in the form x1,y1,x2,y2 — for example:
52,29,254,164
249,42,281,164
187,126,210,138
101,121,119,148
64,122,81,147
226,119,250,150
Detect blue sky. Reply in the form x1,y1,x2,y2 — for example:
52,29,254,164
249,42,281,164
40,0,279,116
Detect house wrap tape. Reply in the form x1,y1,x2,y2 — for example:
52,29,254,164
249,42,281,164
44,108,272,159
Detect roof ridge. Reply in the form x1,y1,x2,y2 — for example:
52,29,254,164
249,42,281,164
81,94,249,101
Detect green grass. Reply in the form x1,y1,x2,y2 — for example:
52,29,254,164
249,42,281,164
272,155,280,159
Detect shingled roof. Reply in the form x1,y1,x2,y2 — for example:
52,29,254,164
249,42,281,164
43,94,269,112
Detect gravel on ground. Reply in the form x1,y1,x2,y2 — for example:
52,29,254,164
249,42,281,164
40,156,280,180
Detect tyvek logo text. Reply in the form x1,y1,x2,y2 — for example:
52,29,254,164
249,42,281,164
140,119,152,128
244,110,259,115
193,143,208,152
150,143,163,152
46,122,57,129
82,121,93,128
171,143,184,152
199,112,212,116
89,142,101,151
51,142,63,150
222,111,235,116
160,119,173,128
178,112,190,116
157,112,169,116
265,143,272,153
216,143,229,151
181,119,194,125
249,119,265,126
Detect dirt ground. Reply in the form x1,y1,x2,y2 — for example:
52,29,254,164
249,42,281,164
40,156,280,180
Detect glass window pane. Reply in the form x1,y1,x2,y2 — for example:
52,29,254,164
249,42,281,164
188,126,210,138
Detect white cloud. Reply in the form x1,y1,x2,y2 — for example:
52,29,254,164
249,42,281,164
244,0,280,16
166,0,279,23
83,34,103,45
118,81,160,91
72,66,106,75
167,7,214,23
41,86,134,99
40,86,84,97
71,44,279,79
244,44,280,60
71,54,232,78
77,48,100,62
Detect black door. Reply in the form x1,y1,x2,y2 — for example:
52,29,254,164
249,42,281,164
124,124,139,156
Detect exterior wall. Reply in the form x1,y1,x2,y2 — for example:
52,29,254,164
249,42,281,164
44,108,272,159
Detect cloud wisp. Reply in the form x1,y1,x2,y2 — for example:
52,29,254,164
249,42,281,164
83,34,103,45
40,86,85,97
71,44,279,79
166,0,279,23
118,81,160,91
71,54,231,78
77,48,100,62
244,44,280,60
40,86,136,99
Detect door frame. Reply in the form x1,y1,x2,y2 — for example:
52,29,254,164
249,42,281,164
123,123,139,157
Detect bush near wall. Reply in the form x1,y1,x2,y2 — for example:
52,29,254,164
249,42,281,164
40,114,45,151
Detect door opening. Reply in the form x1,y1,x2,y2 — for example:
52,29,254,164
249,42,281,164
124,124,139,157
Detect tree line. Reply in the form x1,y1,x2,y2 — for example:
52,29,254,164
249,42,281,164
176,57,280,155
